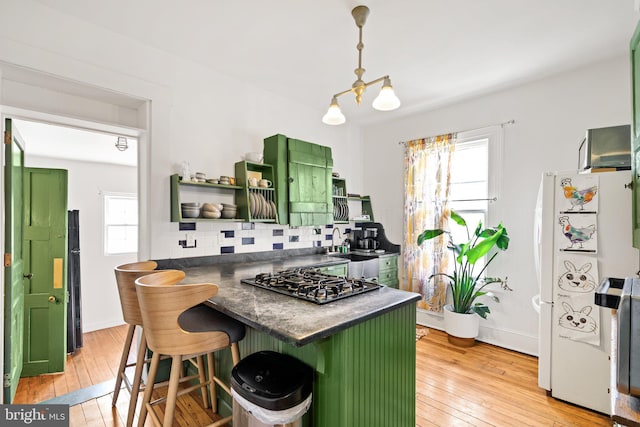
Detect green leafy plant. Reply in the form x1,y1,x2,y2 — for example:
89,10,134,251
417,210,511,319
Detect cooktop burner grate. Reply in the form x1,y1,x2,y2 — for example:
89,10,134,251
241,267,381,304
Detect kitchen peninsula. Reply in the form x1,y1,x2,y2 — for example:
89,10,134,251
157,252,420,427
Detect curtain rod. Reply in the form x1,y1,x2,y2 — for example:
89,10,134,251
398,119,515,146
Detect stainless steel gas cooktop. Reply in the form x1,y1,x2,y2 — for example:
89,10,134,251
241,267,381,304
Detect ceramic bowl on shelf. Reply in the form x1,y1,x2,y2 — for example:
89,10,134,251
181,202,201,218
202,209,221,219
221,208,237,219
244,152,263,163
181,207,201,218
201,202,220,213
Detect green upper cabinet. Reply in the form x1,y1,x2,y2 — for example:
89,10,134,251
631,21,640,248
264,134,333,226
234,161,278,223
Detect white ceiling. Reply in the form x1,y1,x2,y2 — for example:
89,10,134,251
31,0,640,125
14,119,137,167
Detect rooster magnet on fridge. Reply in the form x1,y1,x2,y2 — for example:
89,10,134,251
557,174,599,213
557,214,598,253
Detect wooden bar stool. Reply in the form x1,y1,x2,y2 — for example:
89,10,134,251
113,260,159,427
135,270,245,427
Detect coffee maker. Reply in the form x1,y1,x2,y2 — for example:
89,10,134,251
356,227,380,251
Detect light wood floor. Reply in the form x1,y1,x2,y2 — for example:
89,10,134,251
14,325,611,426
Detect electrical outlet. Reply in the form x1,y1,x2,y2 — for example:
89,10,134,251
179,234,197,249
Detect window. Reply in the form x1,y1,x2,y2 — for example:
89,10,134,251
448,137,489,272
104,193,138,255
447,127,502,273
449,137,489,224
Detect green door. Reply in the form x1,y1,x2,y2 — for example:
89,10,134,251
21,168,68,376
287,138,333,226
3,118,25,402
631,21,640,248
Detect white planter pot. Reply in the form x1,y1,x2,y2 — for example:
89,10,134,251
443,304,480,346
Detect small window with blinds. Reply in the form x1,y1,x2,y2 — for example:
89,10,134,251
104,193,138,255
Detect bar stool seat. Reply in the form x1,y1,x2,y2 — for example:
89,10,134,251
135,270,245,427
179,304,246,342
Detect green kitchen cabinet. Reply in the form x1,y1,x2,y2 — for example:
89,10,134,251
332,177,349,223
215,302,417,427
349,195,375,222
377,254,399,288
264,134,333,226
631,21,640,248
169,174,242,222
234,161,278,223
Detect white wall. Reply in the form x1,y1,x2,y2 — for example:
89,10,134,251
362,56,633,354
25,155,138,332
0,0,366,263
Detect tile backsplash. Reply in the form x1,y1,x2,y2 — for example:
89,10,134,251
170,222,352,258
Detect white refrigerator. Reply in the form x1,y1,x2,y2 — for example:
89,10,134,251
534,170,639,414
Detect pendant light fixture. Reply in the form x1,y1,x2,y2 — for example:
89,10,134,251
322,5,400,125
115,136,128,151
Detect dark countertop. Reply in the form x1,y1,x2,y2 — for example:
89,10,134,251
173,253,420,347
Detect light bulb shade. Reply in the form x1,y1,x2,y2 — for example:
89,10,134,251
115,136,128,151
322,97,346,125
372,78,401,111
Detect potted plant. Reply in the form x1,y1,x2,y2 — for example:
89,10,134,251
417,210,511,346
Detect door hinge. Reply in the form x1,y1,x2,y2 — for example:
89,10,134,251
3,373,11,388
4,131,10,145
4,253,11,267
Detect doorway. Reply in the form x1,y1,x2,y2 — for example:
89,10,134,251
16,119,140,336
0,61,153,404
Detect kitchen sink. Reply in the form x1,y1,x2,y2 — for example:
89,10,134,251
330,252,377,262
328,252,379,279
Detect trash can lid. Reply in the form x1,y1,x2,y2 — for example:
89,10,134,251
231,350,314,411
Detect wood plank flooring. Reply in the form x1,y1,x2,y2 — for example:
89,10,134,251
14,325,611,426
416,326,611,426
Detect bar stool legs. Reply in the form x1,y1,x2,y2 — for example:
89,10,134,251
137,351,161,427
112,324,135,406
136,347,239,427
112,324,149,427
127,330,148,426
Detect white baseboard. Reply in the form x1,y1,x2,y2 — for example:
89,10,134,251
417,308,538,356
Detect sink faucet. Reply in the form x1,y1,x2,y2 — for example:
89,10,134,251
332,228,343,252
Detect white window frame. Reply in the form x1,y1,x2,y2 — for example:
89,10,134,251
447,127,504,273
103,192,138,256
452,126,504,224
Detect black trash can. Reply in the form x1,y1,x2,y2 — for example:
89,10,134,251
231,351,314,427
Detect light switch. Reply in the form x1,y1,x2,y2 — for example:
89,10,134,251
186,233,195,247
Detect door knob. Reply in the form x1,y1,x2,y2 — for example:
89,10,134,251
23,273,33,279
48,296,56,303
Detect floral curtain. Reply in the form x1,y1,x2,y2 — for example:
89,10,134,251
402,134,456,312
